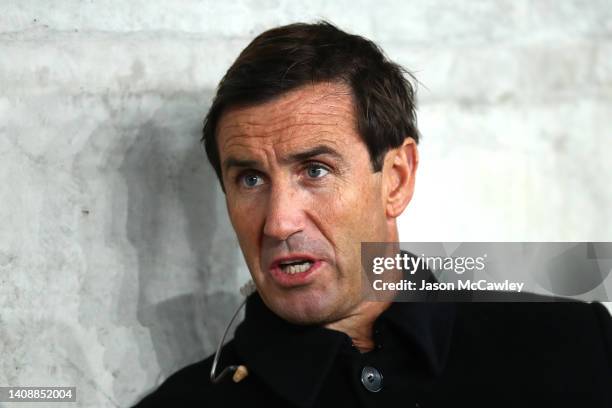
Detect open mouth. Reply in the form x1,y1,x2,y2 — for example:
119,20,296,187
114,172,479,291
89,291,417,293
268,255,322,287
278,259,314,274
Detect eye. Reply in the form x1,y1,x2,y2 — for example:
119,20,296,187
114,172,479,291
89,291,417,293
305,164,330,179
240,173,264,188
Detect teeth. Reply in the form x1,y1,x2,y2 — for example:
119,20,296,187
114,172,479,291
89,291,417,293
280,261,312,275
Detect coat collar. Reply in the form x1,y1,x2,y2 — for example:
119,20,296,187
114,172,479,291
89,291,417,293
232,258,456,407
381,301,456,377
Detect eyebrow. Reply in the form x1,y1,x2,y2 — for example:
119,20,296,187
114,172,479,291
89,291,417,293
223,144,343,172
283,145,342,164
223,157,259,172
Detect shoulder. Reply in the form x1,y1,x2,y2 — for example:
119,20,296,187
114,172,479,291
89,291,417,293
447,295,612,388
131,345,226,407
132,339,287,407
454,293,611,342
455,292,611,328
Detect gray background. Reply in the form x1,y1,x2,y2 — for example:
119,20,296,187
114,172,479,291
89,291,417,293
1,1,611,407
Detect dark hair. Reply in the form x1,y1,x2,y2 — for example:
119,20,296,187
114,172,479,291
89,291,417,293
202,21,419,188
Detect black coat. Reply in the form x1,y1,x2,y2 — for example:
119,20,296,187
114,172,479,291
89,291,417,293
133,289,612,407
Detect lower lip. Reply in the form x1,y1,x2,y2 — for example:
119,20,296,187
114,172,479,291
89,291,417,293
269,260,323,288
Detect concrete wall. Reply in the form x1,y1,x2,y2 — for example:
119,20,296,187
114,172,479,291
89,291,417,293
1,1,611,407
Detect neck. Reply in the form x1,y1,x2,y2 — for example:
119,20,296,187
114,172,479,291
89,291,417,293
325,225,398,352
323,300,391,353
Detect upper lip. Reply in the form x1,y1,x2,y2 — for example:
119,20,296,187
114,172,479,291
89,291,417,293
269,254,317,270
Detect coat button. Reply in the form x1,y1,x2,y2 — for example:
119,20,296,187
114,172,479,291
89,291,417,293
360,366,383,392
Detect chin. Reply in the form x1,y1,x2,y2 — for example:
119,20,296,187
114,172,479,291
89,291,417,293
276,308,335,326
263,289,351,326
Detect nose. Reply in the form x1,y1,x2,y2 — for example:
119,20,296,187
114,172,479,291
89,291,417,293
262,182,305,241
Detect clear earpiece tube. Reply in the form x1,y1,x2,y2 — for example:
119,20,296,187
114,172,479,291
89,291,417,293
210,280,256,384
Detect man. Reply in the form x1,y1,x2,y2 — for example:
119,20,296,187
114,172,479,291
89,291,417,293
134,22,612,407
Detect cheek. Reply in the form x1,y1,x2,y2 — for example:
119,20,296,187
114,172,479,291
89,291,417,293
336,176,382,223
314,176,385,249
226,196,263,253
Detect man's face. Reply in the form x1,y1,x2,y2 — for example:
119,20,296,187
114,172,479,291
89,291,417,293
217,82,391,325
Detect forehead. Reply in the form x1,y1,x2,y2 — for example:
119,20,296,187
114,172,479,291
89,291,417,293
216,82,359,156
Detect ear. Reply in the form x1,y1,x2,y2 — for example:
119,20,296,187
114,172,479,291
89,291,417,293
382,137,419,219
